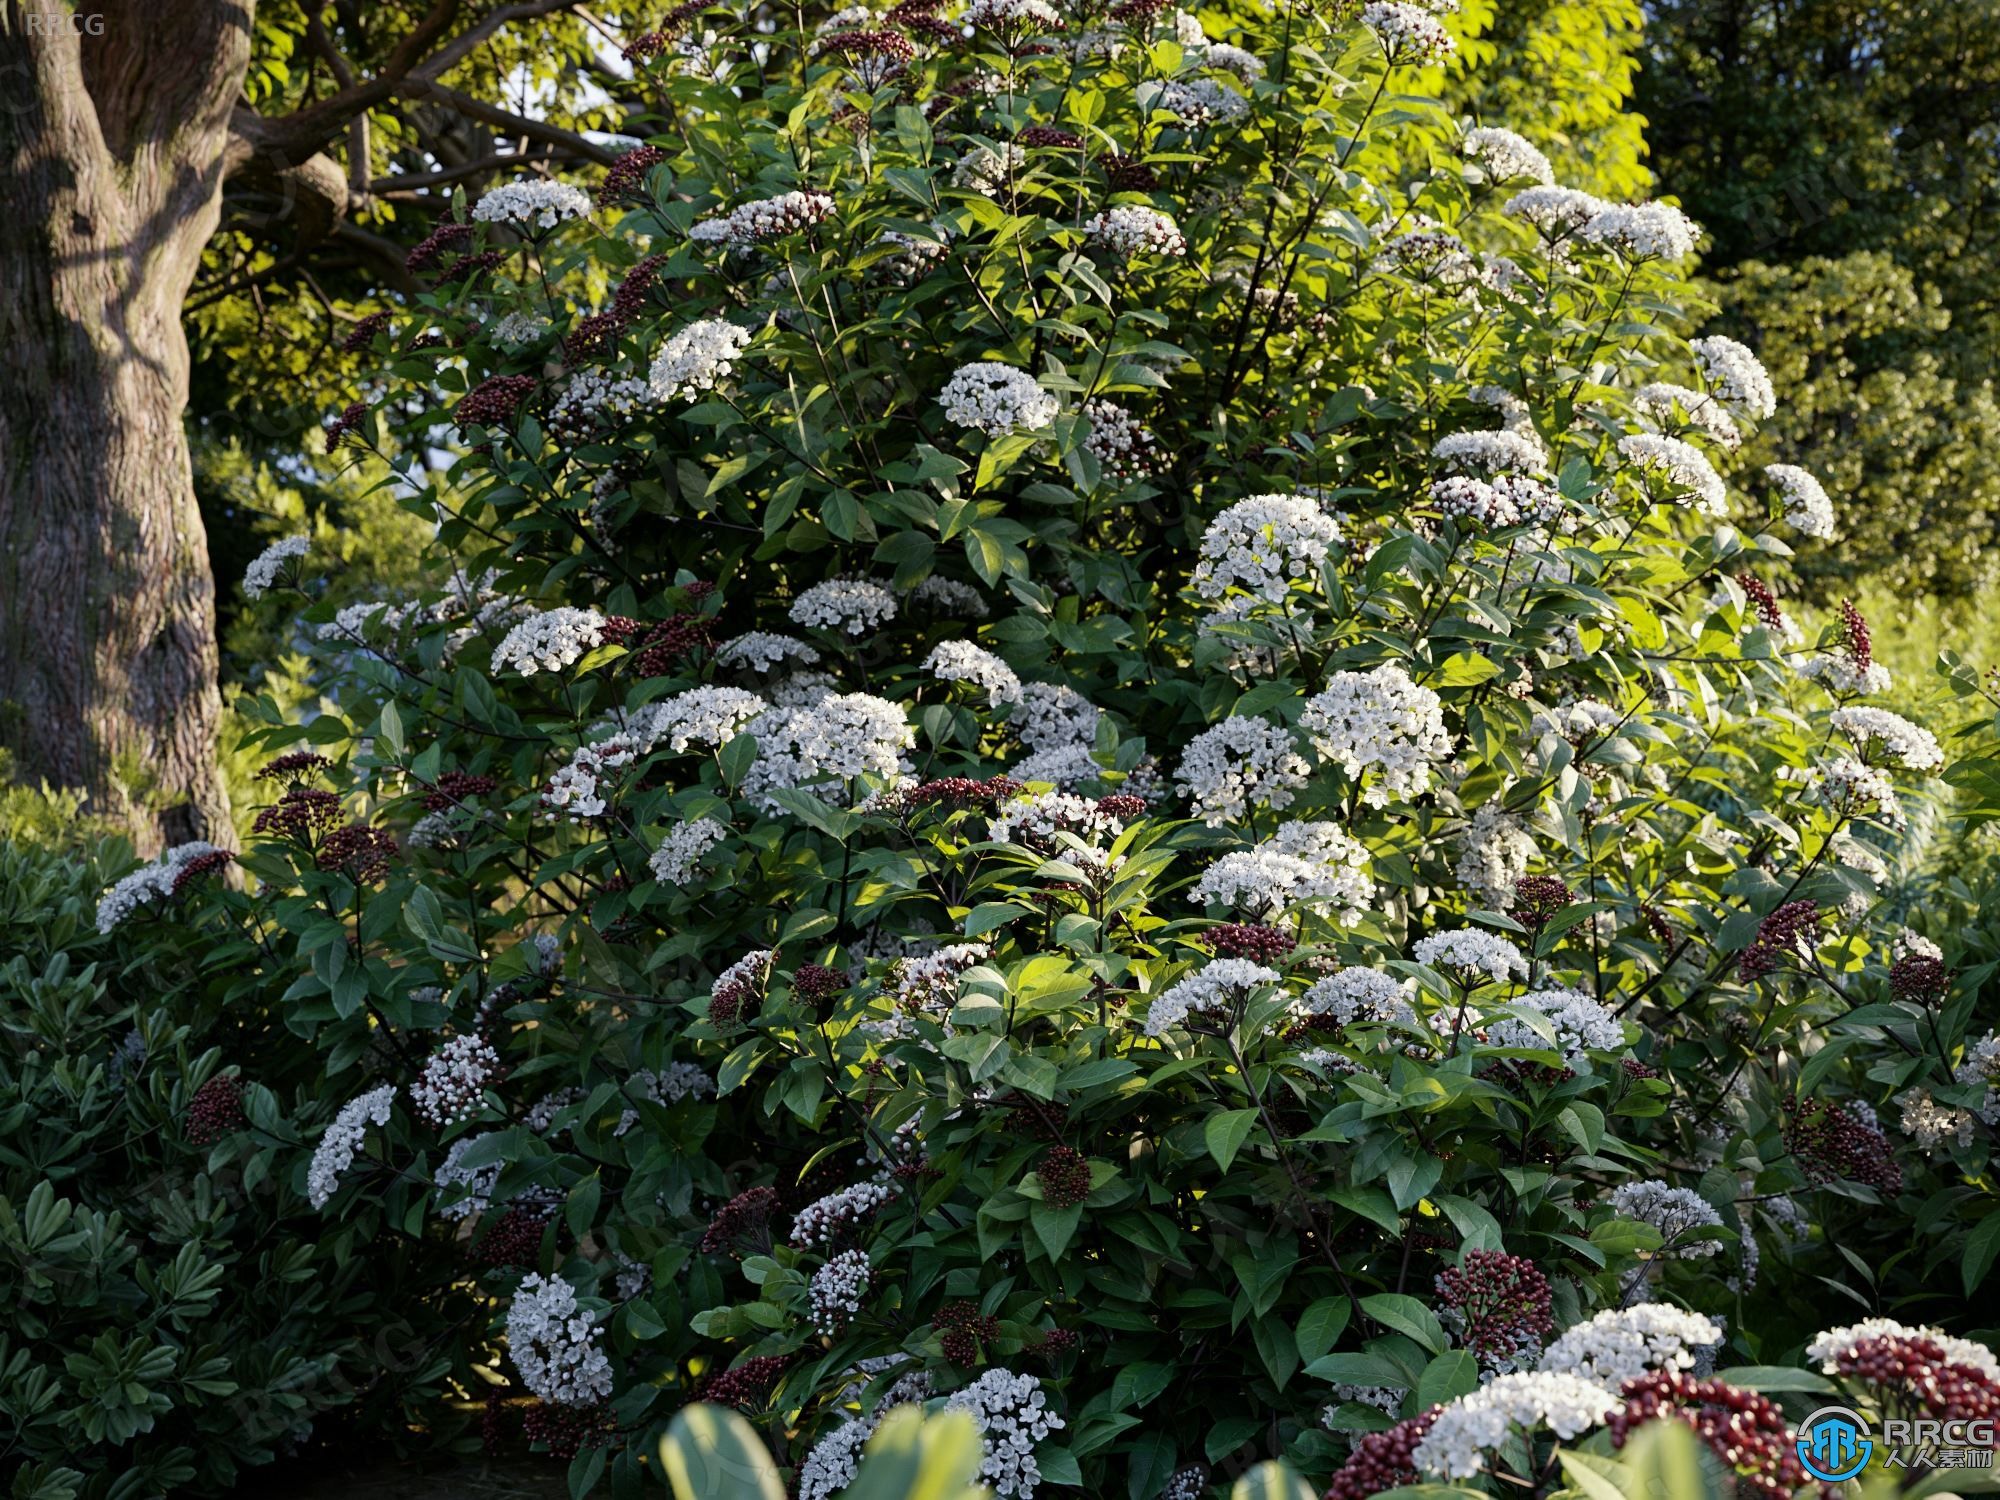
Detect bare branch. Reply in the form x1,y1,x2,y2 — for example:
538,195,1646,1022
369,147,571,195
398,81,620,167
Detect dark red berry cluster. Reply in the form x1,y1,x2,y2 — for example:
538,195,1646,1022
1738,900,1819,981
522,1400,612,1458
186,1073,246,1145
1037,1146,1093,1209
1322,1408,1441,1500
1017,125,1083,148
1509,874,1574,931
1207,922,1296,963
1890,951,1949,1003
171,848,235,894
599,145,669,204
317,824,399,882
1608,1373,1812,1500
697,1354,791,1409
425,771,498,810
1434,1250,1553,1369
253,786,344,839
1838,598,1873,670
456,375,537,431
1735,573,1787,631
1783,1096,1903,1193
405,219,474,276
700,1186,781,1254
793,963,847,1003
476,1207,552,1268
936,1300,1002,1366
257,750,332,784
1831,1333,2000,1423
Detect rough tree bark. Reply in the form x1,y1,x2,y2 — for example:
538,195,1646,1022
0,0,256,850
0,0,598,850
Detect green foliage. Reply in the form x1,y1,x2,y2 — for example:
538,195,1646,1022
1638,1,2000,598
80,0,2000,1496
0,838,467,1497
663,1404,987,1500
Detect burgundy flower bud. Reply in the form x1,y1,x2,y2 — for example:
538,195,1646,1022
253,787,344,839
1207,922,1295,964
425,771,499,810
1738,900,1819,982
696,1354,791,1409
600,145,669,204
1890,952,1949,1003
317,823,399,882
1609,1373,1813,1500
935,1300,1001,1366
701,1186,781,1254
1783,1096,1902,1194
1322,1408,1441,1500
341,311,393,354
1434,1250,1554,1372
1017,125,1084,148
1509,874,1574,931
186,1073,246,1145
456,375,537,432
476,1206,553,1268
521,1400,612,1458
1036,1145,1092,1208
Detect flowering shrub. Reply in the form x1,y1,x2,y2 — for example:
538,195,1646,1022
105,0,2000,1493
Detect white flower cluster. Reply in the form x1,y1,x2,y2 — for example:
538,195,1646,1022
791,578,899,635
472,178,593,230
953,143,1027,196
409,1034,503,1128
545,731,646,821
95,841,226,933
1191,494,1342,617
1141,77,1251,126
792,1181,895,1248
1536,1304,1723,1391
1412,1372,1616,1479
434,1133,503,1220
1300,665,1452,807
242,535,309,598
716,631,821,673
1635,382,1740,449
939,362,1060,434
307,1084,396,1209
945,1368,1066,1499
549,370,650,440
1190,822,1376,926
615,1064,717,1136
1606,1180,1725,1256
1505,185,1607,241
650,817,728,883
1462,126,1552,185
690,189,836,245
1807,1318,2000,1379
1432,427,1547,476
491,606,606,675
742,693,913,812
649,318,752,401
1297,968,1417,1027
988,789,1126,848
1956,1032,2000,1125
1896,1087,1974,1153
1174,715,1311,826
1798,651,1892,696
1617,433,1727,516
1414,927,1528,986
1013,682,1102,751
506,1272,613,1405
645,686,770,753
1765,463,1835,538
1430,472,1561,528
1486,986,1623,1066
1455,801,1537,908
809,1249,874,1334
886,942,990,1019
1582,201,1702,261
489,311,551,349
926,640,1022,703
1809,756,1903,826
1691,335,1777,419
1829,706,1943,770
1083,206,1187,258
799,1422,875,1500
1361,1,1455,63
910,575,989,618
1081,400,1157,479
1144,958,1281,1035
963,0,1062,28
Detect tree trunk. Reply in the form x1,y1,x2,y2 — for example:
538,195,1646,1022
0,1,255,851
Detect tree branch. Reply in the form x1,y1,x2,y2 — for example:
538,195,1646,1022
397,81,619,167
369,146,570,195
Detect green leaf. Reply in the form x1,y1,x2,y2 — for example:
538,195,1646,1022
1230,1462,1316,1500
660,1405,785,1500
1203,1109,1259,1172
1295,1296,1351,1364
1359,1293,1447,1353
1964,1210,2000,1295
1415,1350,1479,1409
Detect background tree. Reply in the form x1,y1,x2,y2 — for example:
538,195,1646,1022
1636,0,2000,600
0,0,619,850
